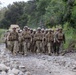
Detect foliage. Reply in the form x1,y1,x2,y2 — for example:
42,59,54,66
63,23,76,49
0,0,76,29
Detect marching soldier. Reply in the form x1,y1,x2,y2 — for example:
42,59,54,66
45,29,54,55
41,28,46,53
8,27,19,55
31,29,37,53
53,28,59,55
22,26,31,56
4,31,10,49
34,27,43,54
18,30,23,54
56,28,65,55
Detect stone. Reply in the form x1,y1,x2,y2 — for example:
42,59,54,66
12,68,20,75
1,71,7,75
8,73,14,75
19,65,26,72
25,71,31,75
0,64,9,72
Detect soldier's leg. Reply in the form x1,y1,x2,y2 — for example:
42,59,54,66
50,42,53,55
45,43,48,54
53,42,56,54
34,41,37,53
39,41,41,53
59,42,64,54
13,41,19,55
27,41,31,51
36,41,40,53
18,43,21,53
47,43,51,55
42,41,45,53
7,41,11,50
9,41,14,53
23,41,27,55
56,42,60,55
4,38,7,49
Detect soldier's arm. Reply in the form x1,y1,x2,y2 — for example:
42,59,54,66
45,34,48,42
56,33,59,42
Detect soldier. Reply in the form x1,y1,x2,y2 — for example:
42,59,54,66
18,30,23,54
31,29,37,53
56,28,65,55
4,31,10,49
45,29,49,54
8,27,19,55
41,28,46,53
22,26,31,56
29,29,33,53
45,29,54,55
53,28,59,55
34,27,43,54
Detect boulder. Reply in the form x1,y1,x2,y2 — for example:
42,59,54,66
1,71,7,75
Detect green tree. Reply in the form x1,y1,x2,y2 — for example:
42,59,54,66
44,0,65,27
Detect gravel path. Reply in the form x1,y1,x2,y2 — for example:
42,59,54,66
0,44,76,75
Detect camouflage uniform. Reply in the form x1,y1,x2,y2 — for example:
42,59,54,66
31,29,36,53
41,29,46,53
53,29,59,54
4,31,9,49
22,27,31,55
8,28,19,55
34,28,43,53
18,30,23,54
56,28,65,55
45,29,54,55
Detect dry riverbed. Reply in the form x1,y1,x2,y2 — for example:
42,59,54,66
0,44,76,75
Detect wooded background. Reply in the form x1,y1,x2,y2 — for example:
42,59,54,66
0,0,76,29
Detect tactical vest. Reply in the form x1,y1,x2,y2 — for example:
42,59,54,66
35,32,43,41
57,33,64,40
46,33,54,42
22,31,31,39
9,32,18,41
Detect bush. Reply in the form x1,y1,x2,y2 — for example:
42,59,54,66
63,23,76,50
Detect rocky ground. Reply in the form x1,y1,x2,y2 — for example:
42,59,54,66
0,44,76,75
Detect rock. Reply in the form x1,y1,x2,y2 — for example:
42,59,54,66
0,64,9,72
18,71,24,75
12,68,20,75
1,71,7,75
72,67,76,72
8,73,14,75
8,69,12,74
19,65,26,72
25,71,31,75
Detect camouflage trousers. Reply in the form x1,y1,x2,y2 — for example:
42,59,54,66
36,41,42,53
8,41,19,55
56,41,64,55
47,41,53,55
7,41,11,50
42,41,46,53
23,39,30,55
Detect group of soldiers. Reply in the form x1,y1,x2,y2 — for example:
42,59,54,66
4,26,65,56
